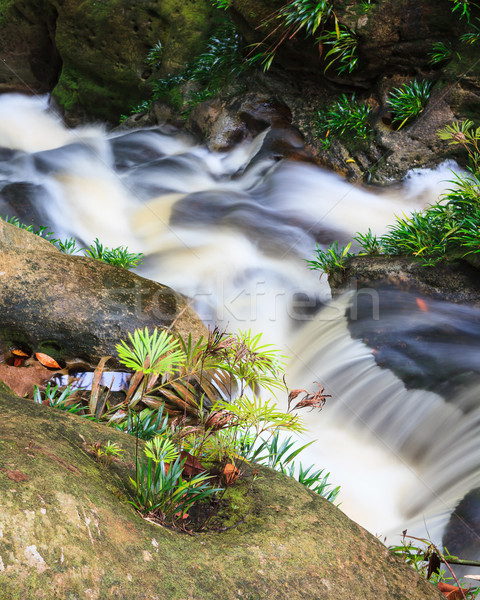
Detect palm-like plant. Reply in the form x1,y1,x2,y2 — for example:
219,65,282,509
116,327,185,376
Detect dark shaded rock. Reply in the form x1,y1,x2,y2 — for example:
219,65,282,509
0,386,444,599
330,255,480,306
185,92,315,163
444,488,480,563
0,219,207,368
0,181,51,227
329,256,480,397
0,0,217,123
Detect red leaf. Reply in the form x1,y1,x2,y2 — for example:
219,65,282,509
35,353,61,369
416,297,429,312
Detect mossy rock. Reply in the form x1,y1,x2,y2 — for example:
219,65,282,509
0,0,217,122
0,219,207,367
0,386,444,599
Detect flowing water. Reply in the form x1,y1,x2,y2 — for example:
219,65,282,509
1,93,479,554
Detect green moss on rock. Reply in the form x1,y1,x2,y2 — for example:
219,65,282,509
0,387,444,599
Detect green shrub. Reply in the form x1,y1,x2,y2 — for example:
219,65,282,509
1,216,143,270
249,0,332,70
386,80,432,129
128,19,245,118
307,241,353,275
310,120,480,269
321,22,359,75
315,94,372,148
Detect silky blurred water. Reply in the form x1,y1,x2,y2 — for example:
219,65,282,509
0,93,478,550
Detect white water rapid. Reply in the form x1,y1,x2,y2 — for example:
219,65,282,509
1,93,478,552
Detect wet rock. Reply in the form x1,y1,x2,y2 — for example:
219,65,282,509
330,255,480,306
186,92,314,163
444,488,480,564
0,219,207,368
329,256,480,396
0,386,445,600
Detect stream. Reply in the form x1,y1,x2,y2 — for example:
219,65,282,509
1,93,478,557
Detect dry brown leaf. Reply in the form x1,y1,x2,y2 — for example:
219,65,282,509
0,362,54,397
2,469,30,482
437,581,469,599
288,388,308,402
223,463,239,485
179,451,205,478
204,411,235,431
35,352,61,369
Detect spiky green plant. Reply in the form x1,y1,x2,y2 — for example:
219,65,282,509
248,0,332,70
84,238,144,269
321,23,359,75
386,80,432,129
33,383,83,414
129,435,221,523
353,229,381,255
315,94,372,146
129,19,245,119
307,241,354,276
429,41,458,65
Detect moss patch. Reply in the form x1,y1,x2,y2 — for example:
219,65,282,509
0,387,444,599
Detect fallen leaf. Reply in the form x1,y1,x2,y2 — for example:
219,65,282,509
0,363,54,397
179,451,205,477
12,349,29,357
1,469,30,482
416,297,429,312
223,463,239,485
35,353,61,369
437,581,469,599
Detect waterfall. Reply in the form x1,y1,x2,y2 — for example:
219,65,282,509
0,93,476,550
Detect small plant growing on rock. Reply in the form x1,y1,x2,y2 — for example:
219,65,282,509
248,0,332,70
33,383,83,414
89,440,125,466
354,228,381,255
315,94,372,148
84,238,144,269
386,80,432,129
321,22,359,75
0,216,143,270
307,241,354,276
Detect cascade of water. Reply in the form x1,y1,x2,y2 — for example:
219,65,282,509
0,94,476,547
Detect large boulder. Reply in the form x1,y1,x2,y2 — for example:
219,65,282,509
329,255,480,306
0,0,217,122
0,219,207,368
230,0,460,82
0,386,444,600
